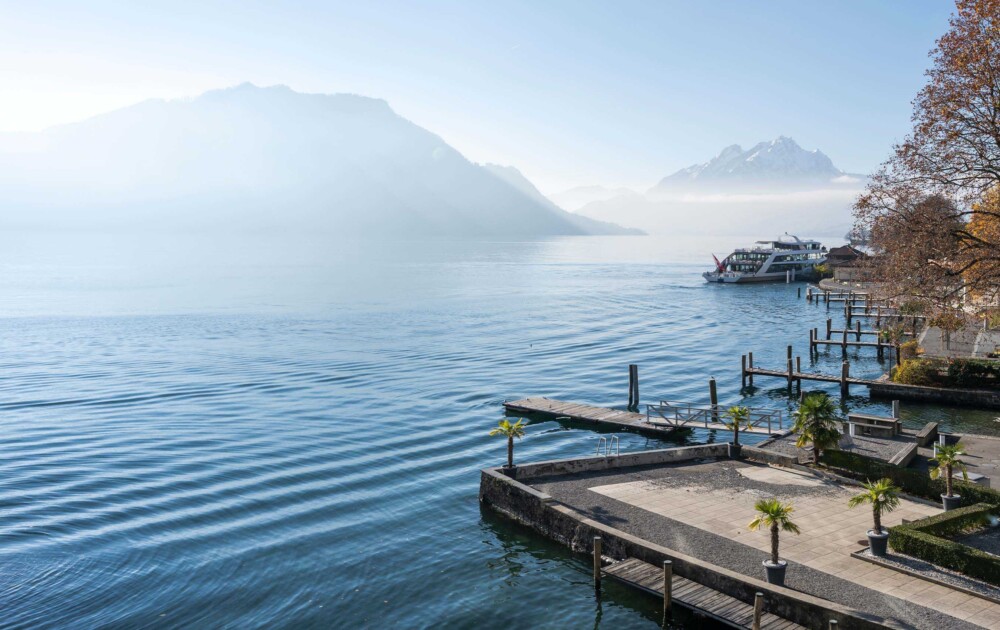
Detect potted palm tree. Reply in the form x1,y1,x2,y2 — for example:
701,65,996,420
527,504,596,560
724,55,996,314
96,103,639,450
490,418,526,477
930,443,968,511
747,498,800,586
792,393,841,464
847,478,901,557
723,405,752,459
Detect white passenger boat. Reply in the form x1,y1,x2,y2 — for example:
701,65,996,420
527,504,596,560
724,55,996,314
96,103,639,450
703,234,826,283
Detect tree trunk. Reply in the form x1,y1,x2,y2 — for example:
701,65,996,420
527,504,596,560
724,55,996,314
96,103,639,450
873,507,882,534
813,444,820,464
770,523,779,564
733,426,739,446
507,437,514,468
945,463,953,497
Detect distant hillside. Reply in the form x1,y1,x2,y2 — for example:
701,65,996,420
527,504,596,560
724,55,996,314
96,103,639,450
548,185,637,212
0,83,639,238
482,165,642,235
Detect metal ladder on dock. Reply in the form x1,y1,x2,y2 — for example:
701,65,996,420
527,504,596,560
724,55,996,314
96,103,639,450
596,435,619,457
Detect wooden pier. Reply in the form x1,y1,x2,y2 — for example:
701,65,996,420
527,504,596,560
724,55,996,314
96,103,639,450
603,558,805,629
742,354,881,397
504,398,678,438
504,397,785,437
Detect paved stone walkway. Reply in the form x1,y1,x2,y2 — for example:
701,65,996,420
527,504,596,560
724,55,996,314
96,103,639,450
533,461,1000,628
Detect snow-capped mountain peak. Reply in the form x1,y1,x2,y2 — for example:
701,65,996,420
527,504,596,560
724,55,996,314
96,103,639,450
650,136,844,192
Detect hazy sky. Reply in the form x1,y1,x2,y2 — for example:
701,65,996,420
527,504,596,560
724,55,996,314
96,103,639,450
1,1,952,191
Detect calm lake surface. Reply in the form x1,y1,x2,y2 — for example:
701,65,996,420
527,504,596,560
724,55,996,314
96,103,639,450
1,232,997,629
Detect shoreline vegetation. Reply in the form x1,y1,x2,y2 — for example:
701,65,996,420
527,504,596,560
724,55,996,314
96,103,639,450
850,0,1000,365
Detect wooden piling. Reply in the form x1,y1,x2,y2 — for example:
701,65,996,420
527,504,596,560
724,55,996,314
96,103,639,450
841,362,850,398
593,537,602,589
797,286,801,299
752,592,764,630
892,400,900,419
748,352,754,387
826,318,832,340
855,320,862,342
627,365,635,410
709,377,719,422
787,358,794,389
663,560,673,614
632,365,639,409
741,355,747,389
841,328,848,354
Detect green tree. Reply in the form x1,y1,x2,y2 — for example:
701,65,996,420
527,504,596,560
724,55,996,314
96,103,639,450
723,405,752,447
747,498,800,565
792,393,842,463
930,443,969,498
847,478,901,534
489,418,526,468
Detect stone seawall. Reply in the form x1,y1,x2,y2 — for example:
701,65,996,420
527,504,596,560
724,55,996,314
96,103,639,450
869,380,1000,409
511,443,729,480
480,459,905,629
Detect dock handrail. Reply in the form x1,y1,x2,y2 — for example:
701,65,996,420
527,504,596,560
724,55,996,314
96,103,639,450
646,400,783,432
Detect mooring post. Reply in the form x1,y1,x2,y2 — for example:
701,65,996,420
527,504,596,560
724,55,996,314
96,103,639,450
741,355,747,389
593,537,602,590
752,592,764,630
825,291,830,309
841,328,848,354
797,286,801,299
877,339,884,360
748,352,754,387
826,318,832,340
841,362,850,398
809,329,814,355
709,377,719,422
632,365,639,410
627,365,635,410
787,358,794,389
855,320,862,342
846,302,852,325
663,560,673,614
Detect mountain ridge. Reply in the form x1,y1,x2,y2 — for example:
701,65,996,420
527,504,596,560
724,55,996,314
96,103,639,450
0,83,640,238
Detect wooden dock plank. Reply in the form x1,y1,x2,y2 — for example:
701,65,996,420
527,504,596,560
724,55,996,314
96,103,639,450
602,559,806,629
504,398,785,437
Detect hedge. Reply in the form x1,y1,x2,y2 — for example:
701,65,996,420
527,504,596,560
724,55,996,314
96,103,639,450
820,449,1000,507
890,357,1000,389
889,504,1000,586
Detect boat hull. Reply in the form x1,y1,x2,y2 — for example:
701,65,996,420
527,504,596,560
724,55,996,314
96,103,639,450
702,271,813,284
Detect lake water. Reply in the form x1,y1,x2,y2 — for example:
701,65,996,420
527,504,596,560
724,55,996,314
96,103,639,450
1,232,997,629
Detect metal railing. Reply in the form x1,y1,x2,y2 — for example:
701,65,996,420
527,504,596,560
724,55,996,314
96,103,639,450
645,400,784,433
596,435,620,457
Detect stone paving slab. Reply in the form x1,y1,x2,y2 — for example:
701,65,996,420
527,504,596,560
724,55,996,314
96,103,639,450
531,459,997,628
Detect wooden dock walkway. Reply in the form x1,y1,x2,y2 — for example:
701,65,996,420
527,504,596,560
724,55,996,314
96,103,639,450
504,398,677,438
603,558,805,629
504,398,784,435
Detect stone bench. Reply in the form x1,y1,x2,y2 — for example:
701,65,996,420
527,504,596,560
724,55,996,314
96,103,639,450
887,442,918,467
847,412,901,435
914,422,939,447
845,421,897,439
